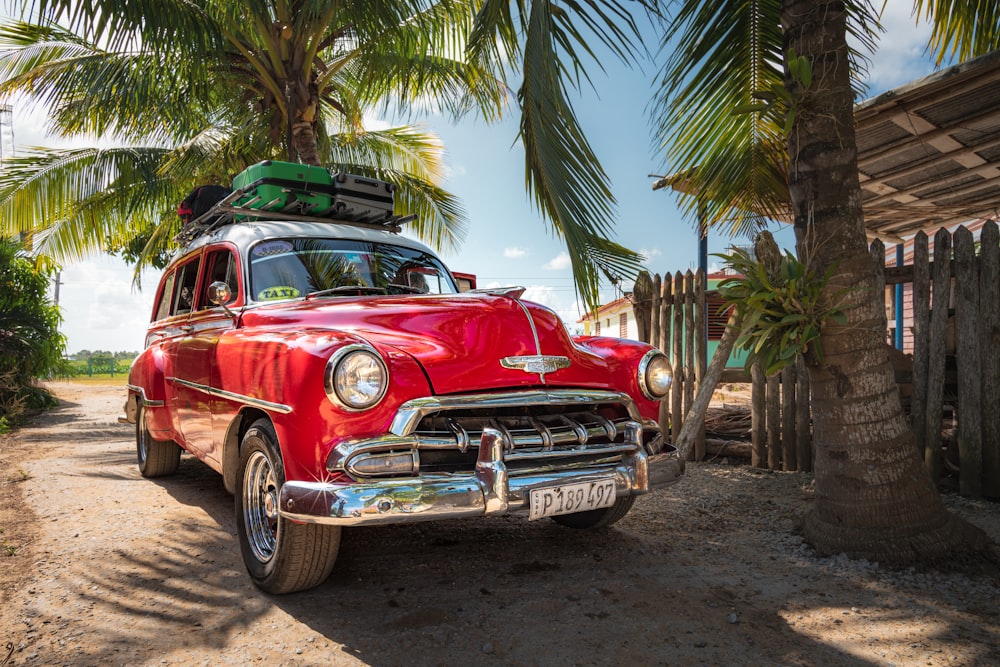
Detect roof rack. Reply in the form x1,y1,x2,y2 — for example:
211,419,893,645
174,187,416,247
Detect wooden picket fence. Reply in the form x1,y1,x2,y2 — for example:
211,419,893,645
640,221,1000,496
874,222,1000,498
636,270,812,471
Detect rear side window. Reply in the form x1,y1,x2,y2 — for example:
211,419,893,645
153,272,176,321
171,259,201,316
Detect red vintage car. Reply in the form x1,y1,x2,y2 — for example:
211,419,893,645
122,210,683,594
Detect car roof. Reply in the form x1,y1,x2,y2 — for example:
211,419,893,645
181,220,437,257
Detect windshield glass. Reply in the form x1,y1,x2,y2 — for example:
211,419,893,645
249,238,457,302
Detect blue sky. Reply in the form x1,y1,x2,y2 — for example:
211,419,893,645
20,0,941,353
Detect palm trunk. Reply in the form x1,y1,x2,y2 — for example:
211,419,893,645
782,0,985,561
286,72,323,166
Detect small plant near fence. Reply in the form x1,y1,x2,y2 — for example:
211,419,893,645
715,231,848,377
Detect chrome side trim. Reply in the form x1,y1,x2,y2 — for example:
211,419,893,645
389,389,641,436
125,384,164,408
166,376,293,414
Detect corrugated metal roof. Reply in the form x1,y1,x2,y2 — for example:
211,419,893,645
856,49,1000,242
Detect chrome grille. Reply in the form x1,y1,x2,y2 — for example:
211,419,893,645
329,390,657,479
413,410,635,474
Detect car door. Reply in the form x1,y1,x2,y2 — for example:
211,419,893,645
171,247,241,469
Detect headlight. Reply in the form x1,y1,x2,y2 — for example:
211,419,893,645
638,350,672,400
325,345,388,410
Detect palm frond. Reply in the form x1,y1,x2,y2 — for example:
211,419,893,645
517,0,645,306
915,0,1000,64
0,146,176,263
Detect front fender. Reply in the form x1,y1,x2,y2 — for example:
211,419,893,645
573,336,665,422
214,326,433,482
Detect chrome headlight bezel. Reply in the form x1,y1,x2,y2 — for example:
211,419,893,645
324,344,389,411
638,350,673,400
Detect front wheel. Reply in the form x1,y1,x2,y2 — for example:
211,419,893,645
550,495,636,529
136,404,181,478
235,418,341,594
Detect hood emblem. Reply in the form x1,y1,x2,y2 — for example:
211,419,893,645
501,355,571,382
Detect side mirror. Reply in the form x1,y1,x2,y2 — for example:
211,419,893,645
207,281,233,306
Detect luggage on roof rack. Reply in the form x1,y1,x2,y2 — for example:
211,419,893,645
172,164,412,247
232,160,333,215
328,173,395,223
178,184,233,223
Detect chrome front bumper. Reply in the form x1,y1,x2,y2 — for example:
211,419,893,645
279,426,685,527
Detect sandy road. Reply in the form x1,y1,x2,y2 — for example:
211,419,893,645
1,382,999,666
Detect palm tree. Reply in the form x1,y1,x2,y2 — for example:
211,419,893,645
0,1,499,267
653,0,997,561
0,0,650,304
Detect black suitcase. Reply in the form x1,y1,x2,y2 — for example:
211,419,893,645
327,173,395,223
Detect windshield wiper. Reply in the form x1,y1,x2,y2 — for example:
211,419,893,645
306,286,386,299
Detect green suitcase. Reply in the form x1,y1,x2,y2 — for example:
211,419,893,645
232,160,333,215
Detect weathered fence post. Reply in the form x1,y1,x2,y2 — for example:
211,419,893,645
781,364,797,471
694,268,707,461
683,271,697,458
658,274,671,441
954,226,982,497
751,363,766,468
980,221,1000,497
766,373,781,470
671,272,684,447
650,273,662,350
912,232,930,458
870,238,886,328
925,228,951,479
633,271,654,344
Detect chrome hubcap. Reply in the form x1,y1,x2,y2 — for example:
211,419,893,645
243,450,279,563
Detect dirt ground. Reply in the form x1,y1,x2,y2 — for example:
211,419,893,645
1,383,999,667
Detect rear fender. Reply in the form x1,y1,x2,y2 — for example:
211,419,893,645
127,347,173,438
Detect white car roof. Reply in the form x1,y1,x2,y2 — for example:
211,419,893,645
183,220,437,256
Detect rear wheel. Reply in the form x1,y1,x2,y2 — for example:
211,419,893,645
136,404,181,478
235,418,340,594
551,496,636,529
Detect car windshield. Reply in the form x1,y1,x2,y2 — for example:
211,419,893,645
249,238,457,302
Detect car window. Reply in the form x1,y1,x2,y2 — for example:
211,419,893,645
249,239,456,301
172,259,201,315
197,250,238,310
153,272,176,321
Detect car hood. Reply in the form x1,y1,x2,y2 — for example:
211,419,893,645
240,290,612,394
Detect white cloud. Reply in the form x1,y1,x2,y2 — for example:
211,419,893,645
639,247,662,265
521,286,588,330
503,247,527,259
543,252,571,271
861,2,935,94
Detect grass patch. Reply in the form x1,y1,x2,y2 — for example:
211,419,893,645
0,528,16,557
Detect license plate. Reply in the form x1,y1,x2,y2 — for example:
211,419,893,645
528,479,617,520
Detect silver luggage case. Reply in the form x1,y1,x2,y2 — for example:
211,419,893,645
325,173,395,223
